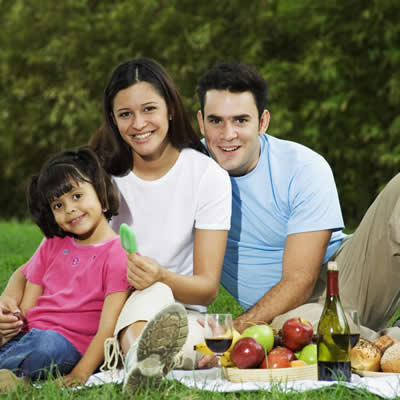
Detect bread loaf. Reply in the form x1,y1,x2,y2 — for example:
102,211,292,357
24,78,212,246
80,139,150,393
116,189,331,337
381,342,400,373
350,338,381,372
374,335,396,354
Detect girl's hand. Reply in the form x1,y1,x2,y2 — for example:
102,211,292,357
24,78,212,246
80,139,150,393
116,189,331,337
0,296,23,343
126,253,163,290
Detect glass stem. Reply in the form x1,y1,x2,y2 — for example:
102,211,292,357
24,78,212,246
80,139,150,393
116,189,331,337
216,355,223,381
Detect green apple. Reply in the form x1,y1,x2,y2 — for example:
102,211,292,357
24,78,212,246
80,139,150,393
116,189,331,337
297,343,317,364
241,324,274,352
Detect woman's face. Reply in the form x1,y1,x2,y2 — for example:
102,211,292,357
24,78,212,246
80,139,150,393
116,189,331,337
113,81,170,162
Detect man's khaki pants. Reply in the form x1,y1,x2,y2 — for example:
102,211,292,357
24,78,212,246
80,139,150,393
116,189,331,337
271,173,400,341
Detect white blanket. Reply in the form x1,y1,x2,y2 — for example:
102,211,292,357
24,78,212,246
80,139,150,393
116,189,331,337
84,368,400,399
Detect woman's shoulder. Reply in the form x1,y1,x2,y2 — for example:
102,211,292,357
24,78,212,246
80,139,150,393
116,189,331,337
180,149,231,195
181,148,228,175
111,170,133,184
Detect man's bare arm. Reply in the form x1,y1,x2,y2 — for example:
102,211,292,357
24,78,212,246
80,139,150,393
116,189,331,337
233,230,332,332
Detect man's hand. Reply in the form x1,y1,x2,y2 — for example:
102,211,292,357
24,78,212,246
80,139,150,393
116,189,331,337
233,316,256,333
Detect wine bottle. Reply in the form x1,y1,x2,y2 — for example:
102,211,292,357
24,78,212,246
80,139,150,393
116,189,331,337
317,261,351,381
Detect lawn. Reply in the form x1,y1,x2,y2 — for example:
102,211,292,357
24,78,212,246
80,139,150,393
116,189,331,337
0,220,397,399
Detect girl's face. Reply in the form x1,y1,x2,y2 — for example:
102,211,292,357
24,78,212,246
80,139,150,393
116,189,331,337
50,181,109,244
113,81,171,163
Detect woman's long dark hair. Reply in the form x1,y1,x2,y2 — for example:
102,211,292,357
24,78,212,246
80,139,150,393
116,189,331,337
90,58,207,176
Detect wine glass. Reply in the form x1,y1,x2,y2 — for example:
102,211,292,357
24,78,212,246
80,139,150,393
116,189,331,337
204,313,233,381
346,309,360,348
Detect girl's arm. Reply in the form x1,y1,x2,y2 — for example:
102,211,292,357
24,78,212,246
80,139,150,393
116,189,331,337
127,228,228,306
20,281,43,315
60,290,129,386
1,265,27,306
0,265,28,340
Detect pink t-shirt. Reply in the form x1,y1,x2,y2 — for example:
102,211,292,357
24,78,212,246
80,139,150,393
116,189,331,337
22,235,129,355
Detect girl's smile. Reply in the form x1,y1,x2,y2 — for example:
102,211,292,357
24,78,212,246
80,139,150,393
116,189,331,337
50,181,110,245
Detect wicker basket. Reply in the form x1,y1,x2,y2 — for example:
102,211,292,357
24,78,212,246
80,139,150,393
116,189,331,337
224,364,318,383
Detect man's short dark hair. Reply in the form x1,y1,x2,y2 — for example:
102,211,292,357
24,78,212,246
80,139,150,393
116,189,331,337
196,62,268,119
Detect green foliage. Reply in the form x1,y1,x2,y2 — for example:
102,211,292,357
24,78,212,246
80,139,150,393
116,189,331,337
1,0,399,227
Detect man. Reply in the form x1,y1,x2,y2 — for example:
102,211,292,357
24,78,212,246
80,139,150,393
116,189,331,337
196,62,400,341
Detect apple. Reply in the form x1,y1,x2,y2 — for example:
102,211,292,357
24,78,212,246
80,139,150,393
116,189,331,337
274,346,296,361
281,318,313,351
266,353,290,369
231,337,265,369
241,324,274,352
296,343,317,364
259,357,267,368
260,346,294,369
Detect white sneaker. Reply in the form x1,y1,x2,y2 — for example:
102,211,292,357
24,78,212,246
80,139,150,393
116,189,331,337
123,303,188,393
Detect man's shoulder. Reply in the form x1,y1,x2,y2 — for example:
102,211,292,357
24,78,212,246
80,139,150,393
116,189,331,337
264,134,328,168
265,134,319,155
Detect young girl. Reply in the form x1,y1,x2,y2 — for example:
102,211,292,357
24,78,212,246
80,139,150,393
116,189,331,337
89,58,232,392
0,147,130,390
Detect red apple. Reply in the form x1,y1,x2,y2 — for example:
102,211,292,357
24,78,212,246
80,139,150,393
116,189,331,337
273,346,296,361
231,337,265,369
260,346,295,369
281,318,313,351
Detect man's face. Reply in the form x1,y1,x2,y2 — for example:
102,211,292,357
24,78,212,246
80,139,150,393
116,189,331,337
197,90,269,176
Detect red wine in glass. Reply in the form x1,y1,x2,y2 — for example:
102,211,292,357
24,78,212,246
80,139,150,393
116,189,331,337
205,338,233,354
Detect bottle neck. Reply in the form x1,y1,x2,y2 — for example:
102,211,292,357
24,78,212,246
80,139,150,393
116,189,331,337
327,270,339,296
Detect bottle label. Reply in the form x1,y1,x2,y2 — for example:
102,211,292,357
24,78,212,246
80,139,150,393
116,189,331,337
318,361,351,381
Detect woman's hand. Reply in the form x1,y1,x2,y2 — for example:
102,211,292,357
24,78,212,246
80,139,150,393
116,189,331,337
126,253,164,290
56,372,88,388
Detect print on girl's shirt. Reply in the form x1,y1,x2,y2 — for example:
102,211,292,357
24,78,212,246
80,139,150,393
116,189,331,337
72,257,80,265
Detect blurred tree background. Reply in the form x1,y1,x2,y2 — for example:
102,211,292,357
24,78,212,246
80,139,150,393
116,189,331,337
1,0,399,227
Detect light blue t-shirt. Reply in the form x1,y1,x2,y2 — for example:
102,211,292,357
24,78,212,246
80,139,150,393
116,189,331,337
220,134,346,311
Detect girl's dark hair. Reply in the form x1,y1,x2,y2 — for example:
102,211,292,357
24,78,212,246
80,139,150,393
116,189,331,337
90,57,207,176
196,62,268,120
27,147,119,238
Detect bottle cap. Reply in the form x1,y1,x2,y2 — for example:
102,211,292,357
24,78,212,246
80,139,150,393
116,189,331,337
327,261,338,271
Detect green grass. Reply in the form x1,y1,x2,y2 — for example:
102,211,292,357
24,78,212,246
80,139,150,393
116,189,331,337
0,221,397,399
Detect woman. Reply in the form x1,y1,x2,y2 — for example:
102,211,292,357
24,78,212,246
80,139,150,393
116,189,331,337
89,58,232,392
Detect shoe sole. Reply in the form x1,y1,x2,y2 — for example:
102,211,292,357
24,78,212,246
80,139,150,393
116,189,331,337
0,369,27,392
124,303,188,393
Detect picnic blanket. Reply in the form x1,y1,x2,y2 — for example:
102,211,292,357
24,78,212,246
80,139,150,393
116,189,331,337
83,368,400,399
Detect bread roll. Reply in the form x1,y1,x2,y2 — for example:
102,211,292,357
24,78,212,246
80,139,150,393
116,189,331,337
381,342,400,373
374,335,396,354
350,338,381,371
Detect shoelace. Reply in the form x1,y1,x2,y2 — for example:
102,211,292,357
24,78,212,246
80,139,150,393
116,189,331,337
101,337,124,372
172,349,184,369
100,334,185,373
